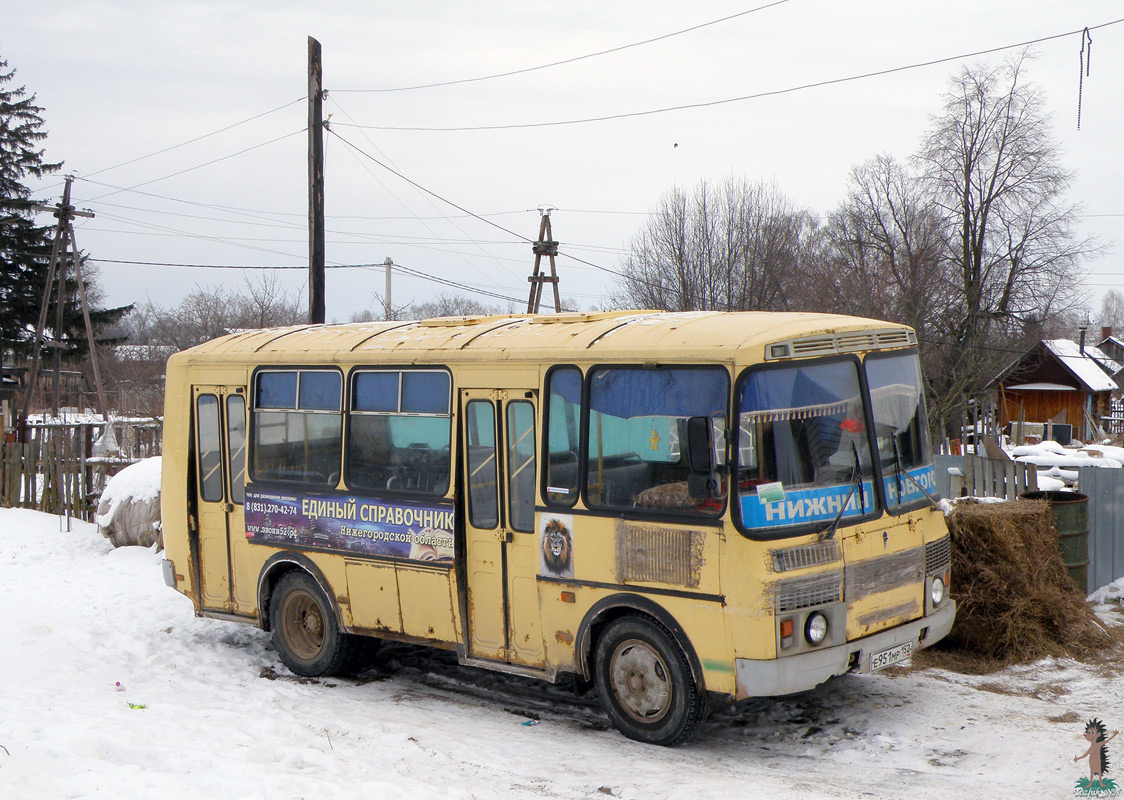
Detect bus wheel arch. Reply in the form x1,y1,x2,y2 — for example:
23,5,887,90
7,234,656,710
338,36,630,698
576,594,706,694
257,552,337,634
583,603,708,745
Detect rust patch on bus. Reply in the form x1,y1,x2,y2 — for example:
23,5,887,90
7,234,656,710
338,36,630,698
555,630,574,645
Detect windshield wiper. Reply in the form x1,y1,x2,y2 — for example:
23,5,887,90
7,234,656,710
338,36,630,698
819,442,866,542
889,430,942,511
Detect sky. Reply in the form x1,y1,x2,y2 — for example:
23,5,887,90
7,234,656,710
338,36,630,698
4,1,1124,324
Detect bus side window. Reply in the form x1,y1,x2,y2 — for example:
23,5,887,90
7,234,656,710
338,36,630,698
544,367,581,507
227,394,247,504
347,369,452,496
465,400,498,529
252,370,342,486
196,394,224,502
506,400,536,532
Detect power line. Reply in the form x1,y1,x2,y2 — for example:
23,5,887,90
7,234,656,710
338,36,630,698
331,18,1124,132
76,130,306,203
332,1,792,93
83,97,304,179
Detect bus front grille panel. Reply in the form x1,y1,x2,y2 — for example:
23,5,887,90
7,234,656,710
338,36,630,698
615,523,705,588
925,536,952,575
773,573,843,613
844,546,925,602
770,540,841,572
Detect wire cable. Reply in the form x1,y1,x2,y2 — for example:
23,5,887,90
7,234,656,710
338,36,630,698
332,1,792,93
332,18,1124,132
83,97,304,179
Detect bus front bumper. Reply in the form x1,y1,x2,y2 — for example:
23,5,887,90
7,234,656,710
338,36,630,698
734,600,955,699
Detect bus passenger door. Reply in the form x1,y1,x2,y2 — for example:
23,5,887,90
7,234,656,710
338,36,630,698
460,389,543,666
191,385,248,612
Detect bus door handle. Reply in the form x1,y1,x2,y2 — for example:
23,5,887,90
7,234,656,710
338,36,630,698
224,503,234,513
495,529,512,543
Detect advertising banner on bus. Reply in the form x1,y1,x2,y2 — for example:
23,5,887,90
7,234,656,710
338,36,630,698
244,485,455,562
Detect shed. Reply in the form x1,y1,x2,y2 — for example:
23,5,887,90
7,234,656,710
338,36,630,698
992,339,1117,441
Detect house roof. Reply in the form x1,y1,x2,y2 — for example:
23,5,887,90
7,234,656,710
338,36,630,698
1042,339,1119,392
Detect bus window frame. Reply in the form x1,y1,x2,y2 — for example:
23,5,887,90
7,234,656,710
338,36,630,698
732,353,883,541
343,365,454,499
541,364,583,509
578,362,730,523
863,348,936,516
248,365,344,488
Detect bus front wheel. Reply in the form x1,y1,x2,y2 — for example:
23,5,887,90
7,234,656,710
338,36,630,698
593,616,706,745
270,571,368,677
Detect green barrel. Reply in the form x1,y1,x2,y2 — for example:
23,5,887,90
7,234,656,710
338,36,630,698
1021,490,1089,592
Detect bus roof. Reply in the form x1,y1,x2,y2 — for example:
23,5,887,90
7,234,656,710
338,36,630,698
170,310,914,366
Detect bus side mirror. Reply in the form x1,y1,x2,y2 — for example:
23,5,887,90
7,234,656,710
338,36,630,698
685,416,714,474
685,416,724,500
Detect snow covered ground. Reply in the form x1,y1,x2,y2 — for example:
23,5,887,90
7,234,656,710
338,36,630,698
3,508,1124,799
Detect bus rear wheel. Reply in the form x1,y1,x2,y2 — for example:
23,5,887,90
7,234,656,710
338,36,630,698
271,571,369,677
593,616,706,745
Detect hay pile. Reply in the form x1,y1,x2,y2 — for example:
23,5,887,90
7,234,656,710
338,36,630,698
939,499,1111,665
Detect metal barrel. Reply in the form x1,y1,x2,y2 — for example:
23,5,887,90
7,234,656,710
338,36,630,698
1020,490,1090,592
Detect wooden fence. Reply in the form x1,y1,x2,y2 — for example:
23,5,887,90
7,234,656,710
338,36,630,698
937,453,1040,501
0,418,161,522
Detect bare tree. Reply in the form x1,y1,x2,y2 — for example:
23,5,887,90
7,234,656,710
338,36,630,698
821,155,950,335
1099,290,1124,335
613,178,817,312
916,54,1097,435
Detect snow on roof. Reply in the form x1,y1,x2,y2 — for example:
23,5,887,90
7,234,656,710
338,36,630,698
1006,382,1076,391
1043,339,1119,392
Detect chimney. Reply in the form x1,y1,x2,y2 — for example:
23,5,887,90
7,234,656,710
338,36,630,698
1103,326,1113,341
1080,325,1087,355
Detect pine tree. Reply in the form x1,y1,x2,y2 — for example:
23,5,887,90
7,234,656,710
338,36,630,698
0,56,61,363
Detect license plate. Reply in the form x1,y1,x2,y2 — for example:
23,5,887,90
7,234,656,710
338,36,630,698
870,641,913,672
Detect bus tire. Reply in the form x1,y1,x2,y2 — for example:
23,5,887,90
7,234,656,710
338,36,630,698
270,571,362,677
593,616,706,746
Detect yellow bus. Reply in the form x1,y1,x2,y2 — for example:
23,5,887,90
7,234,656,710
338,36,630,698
160,310,954,745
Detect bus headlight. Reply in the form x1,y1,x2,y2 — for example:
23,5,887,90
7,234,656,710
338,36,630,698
930,576,946,606
804,611,829,646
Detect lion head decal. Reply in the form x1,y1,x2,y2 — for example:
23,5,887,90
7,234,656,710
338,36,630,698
541,518,573,577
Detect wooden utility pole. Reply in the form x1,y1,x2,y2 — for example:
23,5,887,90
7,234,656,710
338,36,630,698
308,36,326,324
383,257,393,320
21,175,109,426
526,206,561,314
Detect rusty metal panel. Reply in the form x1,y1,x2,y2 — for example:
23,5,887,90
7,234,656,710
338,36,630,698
844,546,925,603
615,522,705,588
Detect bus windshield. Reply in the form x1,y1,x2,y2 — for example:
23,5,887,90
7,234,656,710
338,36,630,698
735,358,876,535
865,352,936,511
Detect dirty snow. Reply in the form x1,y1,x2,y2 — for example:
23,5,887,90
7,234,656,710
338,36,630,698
3,507,1124,799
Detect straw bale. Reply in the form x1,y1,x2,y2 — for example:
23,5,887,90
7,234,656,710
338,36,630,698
939,499,1111,665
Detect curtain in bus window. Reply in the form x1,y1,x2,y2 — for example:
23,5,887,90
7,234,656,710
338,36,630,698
586,367,726,514
545,368,581,506
865,353,935,510
736,360,875,531
196,394,223,503
347,370,451,496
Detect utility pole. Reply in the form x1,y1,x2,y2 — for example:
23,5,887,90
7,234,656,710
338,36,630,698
383,257,393,320
21,175,109,427
308,35,326,324
526,206,561,314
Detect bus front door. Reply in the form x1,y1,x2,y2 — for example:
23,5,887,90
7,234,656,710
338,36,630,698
460,389,543,666
191,385,249,613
